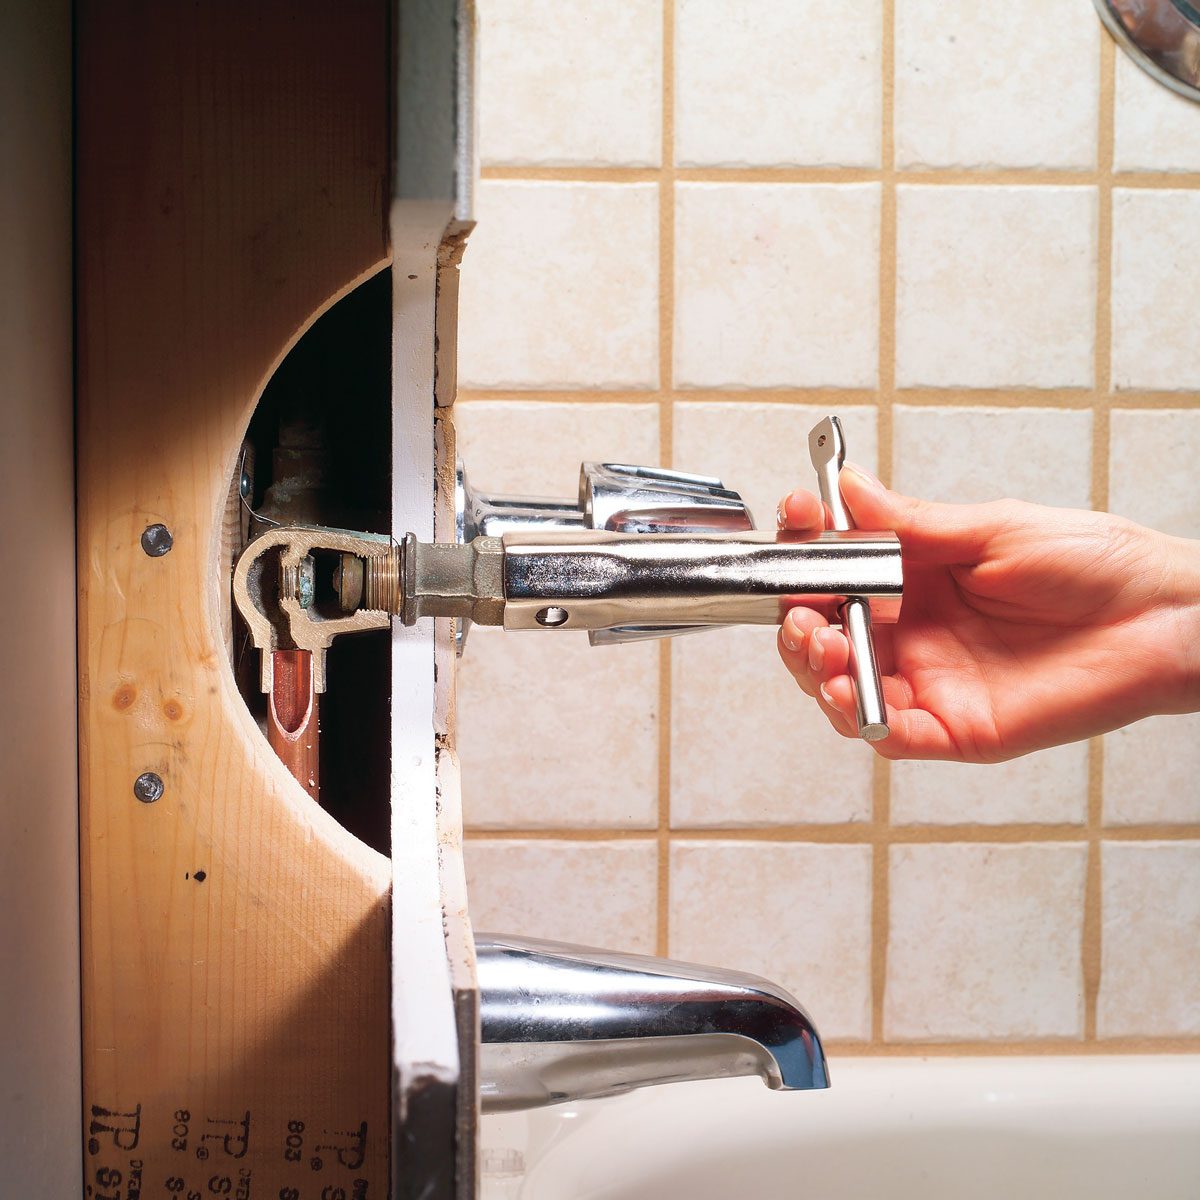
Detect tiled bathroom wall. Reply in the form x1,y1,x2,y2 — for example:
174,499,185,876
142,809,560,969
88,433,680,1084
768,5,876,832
455,0,1200,1050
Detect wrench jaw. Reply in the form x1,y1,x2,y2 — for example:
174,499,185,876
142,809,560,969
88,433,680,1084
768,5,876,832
232,525,396,694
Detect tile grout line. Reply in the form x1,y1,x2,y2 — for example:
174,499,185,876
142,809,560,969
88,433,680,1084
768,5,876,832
480,164,1200,189
655,0,676,960
457,387,1200,409
870,0,897,1047
820,1036,1200,1056
1083,29,1117,1045
462,822,1200,843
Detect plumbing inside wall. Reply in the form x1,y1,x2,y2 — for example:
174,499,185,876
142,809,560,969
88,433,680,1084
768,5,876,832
231,269,393,855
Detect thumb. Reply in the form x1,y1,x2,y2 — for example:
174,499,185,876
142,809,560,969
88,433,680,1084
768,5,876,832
839,463,996,565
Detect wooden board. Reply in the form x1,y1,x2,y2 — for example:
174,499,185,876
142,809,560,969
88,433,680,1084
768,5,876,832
76,5,398,1197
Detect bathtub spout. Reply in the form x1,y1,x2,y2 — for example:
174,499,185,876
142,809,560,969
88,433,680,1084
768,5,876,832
477,933,828,1112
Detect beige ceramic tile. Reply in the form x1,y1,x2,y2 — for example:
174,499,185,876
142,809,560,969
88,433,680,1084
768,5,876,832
1103,714,1200,826
455,400,661,829
1098,841,1200,1037
477,0,661,167
672,401,878,529
671,626,874,826
892,406,1093,509
892,744,1089,826
456,399,661,828
456,400,661,497
1114,50,1200,172
896,186,1097,388
674,0,881,168
466,839,659,953
1112,190,1200,391
886,843,1087,1040
669,403,877,826
895,0,1098,168
674,183,880,389
458,181,659,390
1110,408,1200,538
459,629,659,829
670,841,873,1040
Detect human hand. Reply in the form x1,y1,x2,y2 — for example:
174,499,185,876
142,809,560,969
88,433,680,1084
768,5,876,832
777,465,1200,761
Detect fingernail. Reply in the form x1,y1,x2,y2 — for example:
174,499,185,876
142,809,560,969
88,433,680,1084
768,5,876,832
819,682,835,706
781,624,805,653
843,461,883,490
808,629,825,672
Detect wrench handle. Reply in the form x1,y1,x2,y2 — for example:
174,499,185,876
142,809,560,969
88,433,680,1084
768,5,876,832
809,416,890,742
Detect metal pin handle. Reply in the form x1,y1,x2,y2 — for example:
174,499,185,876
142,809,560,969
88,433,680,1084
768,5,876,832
808,416,889,742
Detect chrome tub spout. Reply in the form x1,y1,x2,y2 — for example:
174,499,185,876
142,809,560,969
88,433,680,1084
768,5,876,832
477,934,829,1112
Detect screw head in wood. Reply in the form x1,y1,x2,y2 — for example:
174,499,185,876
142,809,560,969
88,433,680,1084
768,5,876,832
133,771,164,803
140,523,173,556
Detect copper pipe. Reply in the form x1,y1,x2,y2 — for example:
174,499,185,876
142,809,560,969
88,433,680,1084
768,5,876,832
267,649,319,801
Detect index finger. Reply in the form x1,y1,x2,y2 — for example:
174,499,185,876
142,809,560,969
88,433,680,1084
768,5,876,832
777,488,825,534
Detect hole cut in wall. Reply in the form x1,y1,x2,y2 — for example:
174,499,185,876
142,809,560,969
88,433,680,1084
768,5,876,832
231,268,392,856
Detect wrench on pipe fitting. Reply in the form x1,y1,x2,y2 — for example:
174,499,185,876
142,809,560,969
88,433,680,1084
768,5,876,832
808,416,890,743
233,525,903,695
231,422,905,718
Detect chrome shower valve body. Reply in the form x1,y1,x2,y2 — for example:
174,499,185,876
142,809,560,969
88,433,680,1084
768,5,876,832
460,460,756,542
458,459,760,644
